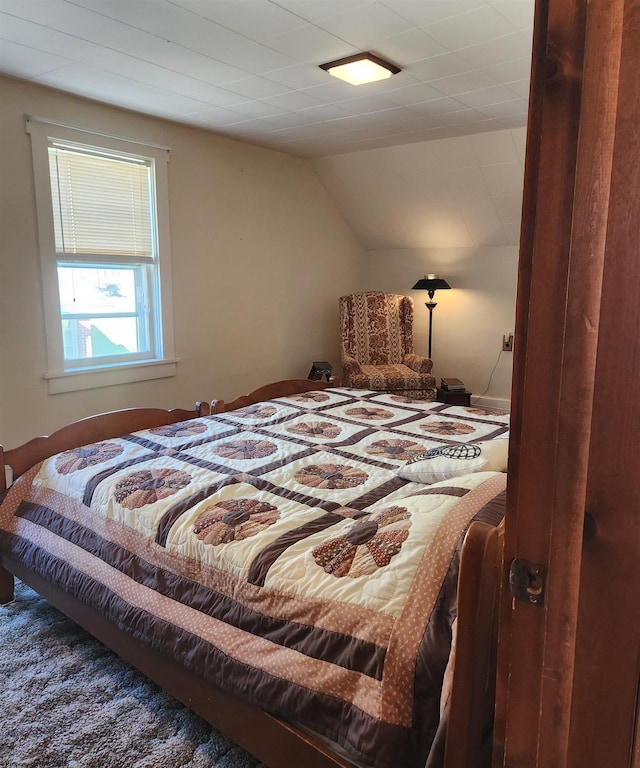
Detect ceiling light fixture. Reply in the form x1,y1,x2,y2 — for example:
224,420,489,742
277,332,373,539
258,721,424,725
319,52,400,85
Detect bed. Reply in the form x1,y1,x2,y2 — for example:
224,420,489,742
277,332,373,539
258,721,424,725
0,379,508,768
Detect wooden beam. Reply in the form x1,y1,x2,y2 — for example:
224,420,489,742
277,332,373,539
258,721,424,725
495,0,588,762
495,1,640,766
568,0,640,764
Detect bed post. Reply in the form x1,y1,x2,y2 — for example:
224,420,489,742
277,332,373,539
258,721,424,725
0,445,12,602
0,444,7,493
0,565,14,604
445,520,504,768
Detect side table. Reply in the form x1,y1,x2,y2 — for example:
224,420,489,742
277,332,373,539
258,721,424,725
436,387,471,407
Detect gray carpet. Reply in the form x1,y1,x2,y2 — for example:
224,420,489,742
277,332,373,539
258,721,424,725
0,580,265,768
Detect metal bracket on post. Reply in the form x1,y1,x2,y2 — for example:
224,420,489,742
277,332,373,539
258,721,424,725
509,558,547,607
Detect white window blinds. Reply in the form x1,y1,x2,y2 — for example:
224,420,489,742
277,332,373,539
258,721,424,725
48,144,154,259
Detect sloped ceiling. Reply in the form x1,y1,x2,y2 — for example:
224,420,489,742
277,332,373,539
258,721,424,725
313,126,526,250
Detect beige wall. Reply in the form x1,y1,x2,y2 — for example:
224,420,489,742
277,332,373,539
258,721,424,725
364,247,517,407
0,76,364,448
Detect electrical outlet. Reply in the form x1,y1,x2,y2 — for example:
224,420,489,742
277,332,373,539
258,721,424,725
502,333,514,352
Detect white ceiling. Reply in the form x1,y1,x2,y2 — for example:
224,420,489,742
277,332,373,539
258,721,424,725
0,0,534,158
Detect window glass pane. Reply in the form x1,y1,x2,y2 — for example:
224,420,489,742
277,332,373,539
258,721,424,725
58,265,149,362
58,265,139,315
61,317,145,361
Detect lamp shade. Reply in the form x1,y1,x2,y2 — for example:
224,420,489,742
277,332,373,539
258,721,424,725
412,275,451,295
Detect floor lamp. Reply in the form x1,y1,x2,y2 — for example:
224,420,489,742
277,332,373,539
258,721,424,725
412,275,451,359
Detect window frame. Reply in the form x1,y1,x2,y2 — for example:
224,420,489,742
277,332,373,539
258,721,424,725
27,117,178,394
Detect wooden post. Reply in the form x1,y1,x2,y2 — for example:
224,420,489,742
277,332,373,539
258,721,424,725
0,565,14,604
494,1,640,766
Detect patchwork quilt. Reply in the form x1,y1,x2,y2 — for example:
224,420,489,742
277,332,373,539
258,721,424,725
0,388,509,768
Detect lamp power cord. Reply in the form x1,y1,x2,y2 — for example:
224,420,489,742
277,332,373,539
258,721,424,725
471,347,505,405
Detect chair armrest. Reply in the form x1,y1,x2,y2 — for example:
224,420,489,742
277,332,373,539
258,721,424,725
342,355,363,376
403,353,433,374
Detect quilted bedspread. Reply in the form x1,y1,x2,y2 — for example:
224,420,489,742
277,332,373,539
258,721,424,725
0,388,509,768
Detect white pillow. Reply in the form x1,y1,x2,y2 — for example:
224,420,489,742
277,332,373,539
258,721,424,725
476,438,509,472
398,438,508,484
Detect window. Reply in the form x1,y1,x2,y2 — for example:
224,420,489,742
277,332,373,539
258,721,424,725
28,118,177,393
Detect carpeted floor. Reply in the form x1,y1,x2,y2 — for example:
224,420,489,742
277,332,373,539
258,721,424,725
0,580,265,768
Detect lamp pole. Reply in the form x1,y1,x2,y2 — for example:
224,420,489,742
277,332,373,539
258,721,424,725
411,275,451,360
426,298,437,359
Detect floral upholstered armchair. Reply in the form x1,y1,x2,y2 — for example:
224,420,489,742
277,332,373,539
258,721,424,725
339,291,437,399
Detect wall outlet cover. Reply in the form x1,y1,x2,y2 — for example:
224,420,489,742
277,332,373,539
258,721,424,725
502,334,514,352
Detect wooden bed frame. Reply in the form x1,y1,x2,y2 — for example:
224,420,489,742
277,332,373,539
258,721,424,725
0,378,504,768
